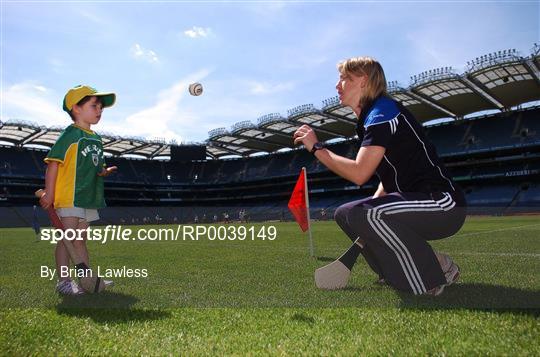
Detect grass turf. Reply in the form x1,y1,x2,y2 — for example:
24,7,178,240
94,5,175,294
1,216,539,354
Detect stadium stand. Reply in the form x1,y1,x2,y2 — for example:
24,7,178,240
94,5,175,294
514,183,540,208
1,45,539,227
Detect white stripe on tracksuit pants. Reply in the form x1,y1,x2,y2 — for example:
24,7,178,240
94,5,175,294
334,192,465,294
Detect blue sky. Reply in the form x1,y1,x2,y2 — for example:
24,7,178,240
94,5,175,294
2,1,538,143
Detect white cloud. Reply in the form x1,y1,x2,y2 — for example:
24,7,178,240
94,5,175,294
402,9,516,74
103,74,295,143
0,76,295,144
244,2,288,18
130,43,159,64
77,9,104,24
170,79,298,139
1,82,65,126
183,26,212,39
48,58,64,72
247,81,295,95
101,70,212,143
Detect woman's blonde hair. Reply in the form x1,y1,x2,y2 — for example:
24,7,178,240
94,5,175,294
337,56,387,107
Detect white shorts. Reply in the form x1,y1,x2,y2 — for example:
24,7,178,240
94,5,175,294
56,207,100,223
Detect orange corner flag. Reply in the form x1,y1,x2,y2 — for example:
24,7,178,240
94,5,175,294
288,168,309,232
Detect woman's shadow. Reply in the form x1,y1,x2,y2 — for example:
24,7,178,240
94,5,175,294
56,291,171,324
398,283,540,316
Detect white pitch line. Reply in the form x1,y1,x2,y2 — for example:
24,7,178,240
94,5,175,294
456,252,540,258
454,222,540,238
449,223,540,258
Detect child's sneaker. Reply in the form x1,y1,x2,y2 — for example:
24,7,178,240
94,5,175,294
56,279,84,296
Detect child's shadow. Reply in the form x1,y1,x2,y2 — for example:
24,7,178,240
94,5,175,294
56,291,170,324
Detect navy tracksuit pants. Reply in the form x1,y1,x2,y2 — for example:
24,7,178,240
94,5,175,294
334,191,466,294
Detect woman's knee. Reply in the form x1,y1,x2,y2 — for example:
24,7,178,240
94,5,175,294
334,204,350,227
335,202,370,229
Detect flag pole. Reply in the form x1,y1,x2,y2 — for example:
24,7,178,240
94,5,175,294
302,167,314,257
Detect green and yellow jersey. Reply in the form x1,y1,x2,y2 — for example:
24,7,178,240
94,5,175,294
44,124,106,209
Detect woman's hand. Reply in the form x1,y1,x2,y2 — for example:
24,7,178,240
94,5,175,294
373,182,386,198
98,166,118,177
293,125,319,152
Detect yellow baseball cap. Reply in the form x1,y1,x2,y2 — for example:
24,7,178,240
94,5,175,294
63,85,116,113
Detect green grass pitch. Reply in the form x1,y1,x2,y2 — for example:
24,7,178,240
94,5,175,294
1,216,539,354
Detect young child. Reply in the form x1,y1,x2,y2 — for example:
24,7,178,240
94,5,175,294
39,85,117,295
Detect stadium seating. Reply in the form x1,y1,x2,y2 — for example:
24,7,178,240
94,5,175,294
0,147,43,177
1,106,539,227
425,122,467,156
514,183,540,208
466,115,515,150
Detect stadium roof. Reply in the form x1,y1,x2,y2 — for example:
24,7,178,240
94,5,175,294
1,45,539,159
0,120,171,159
